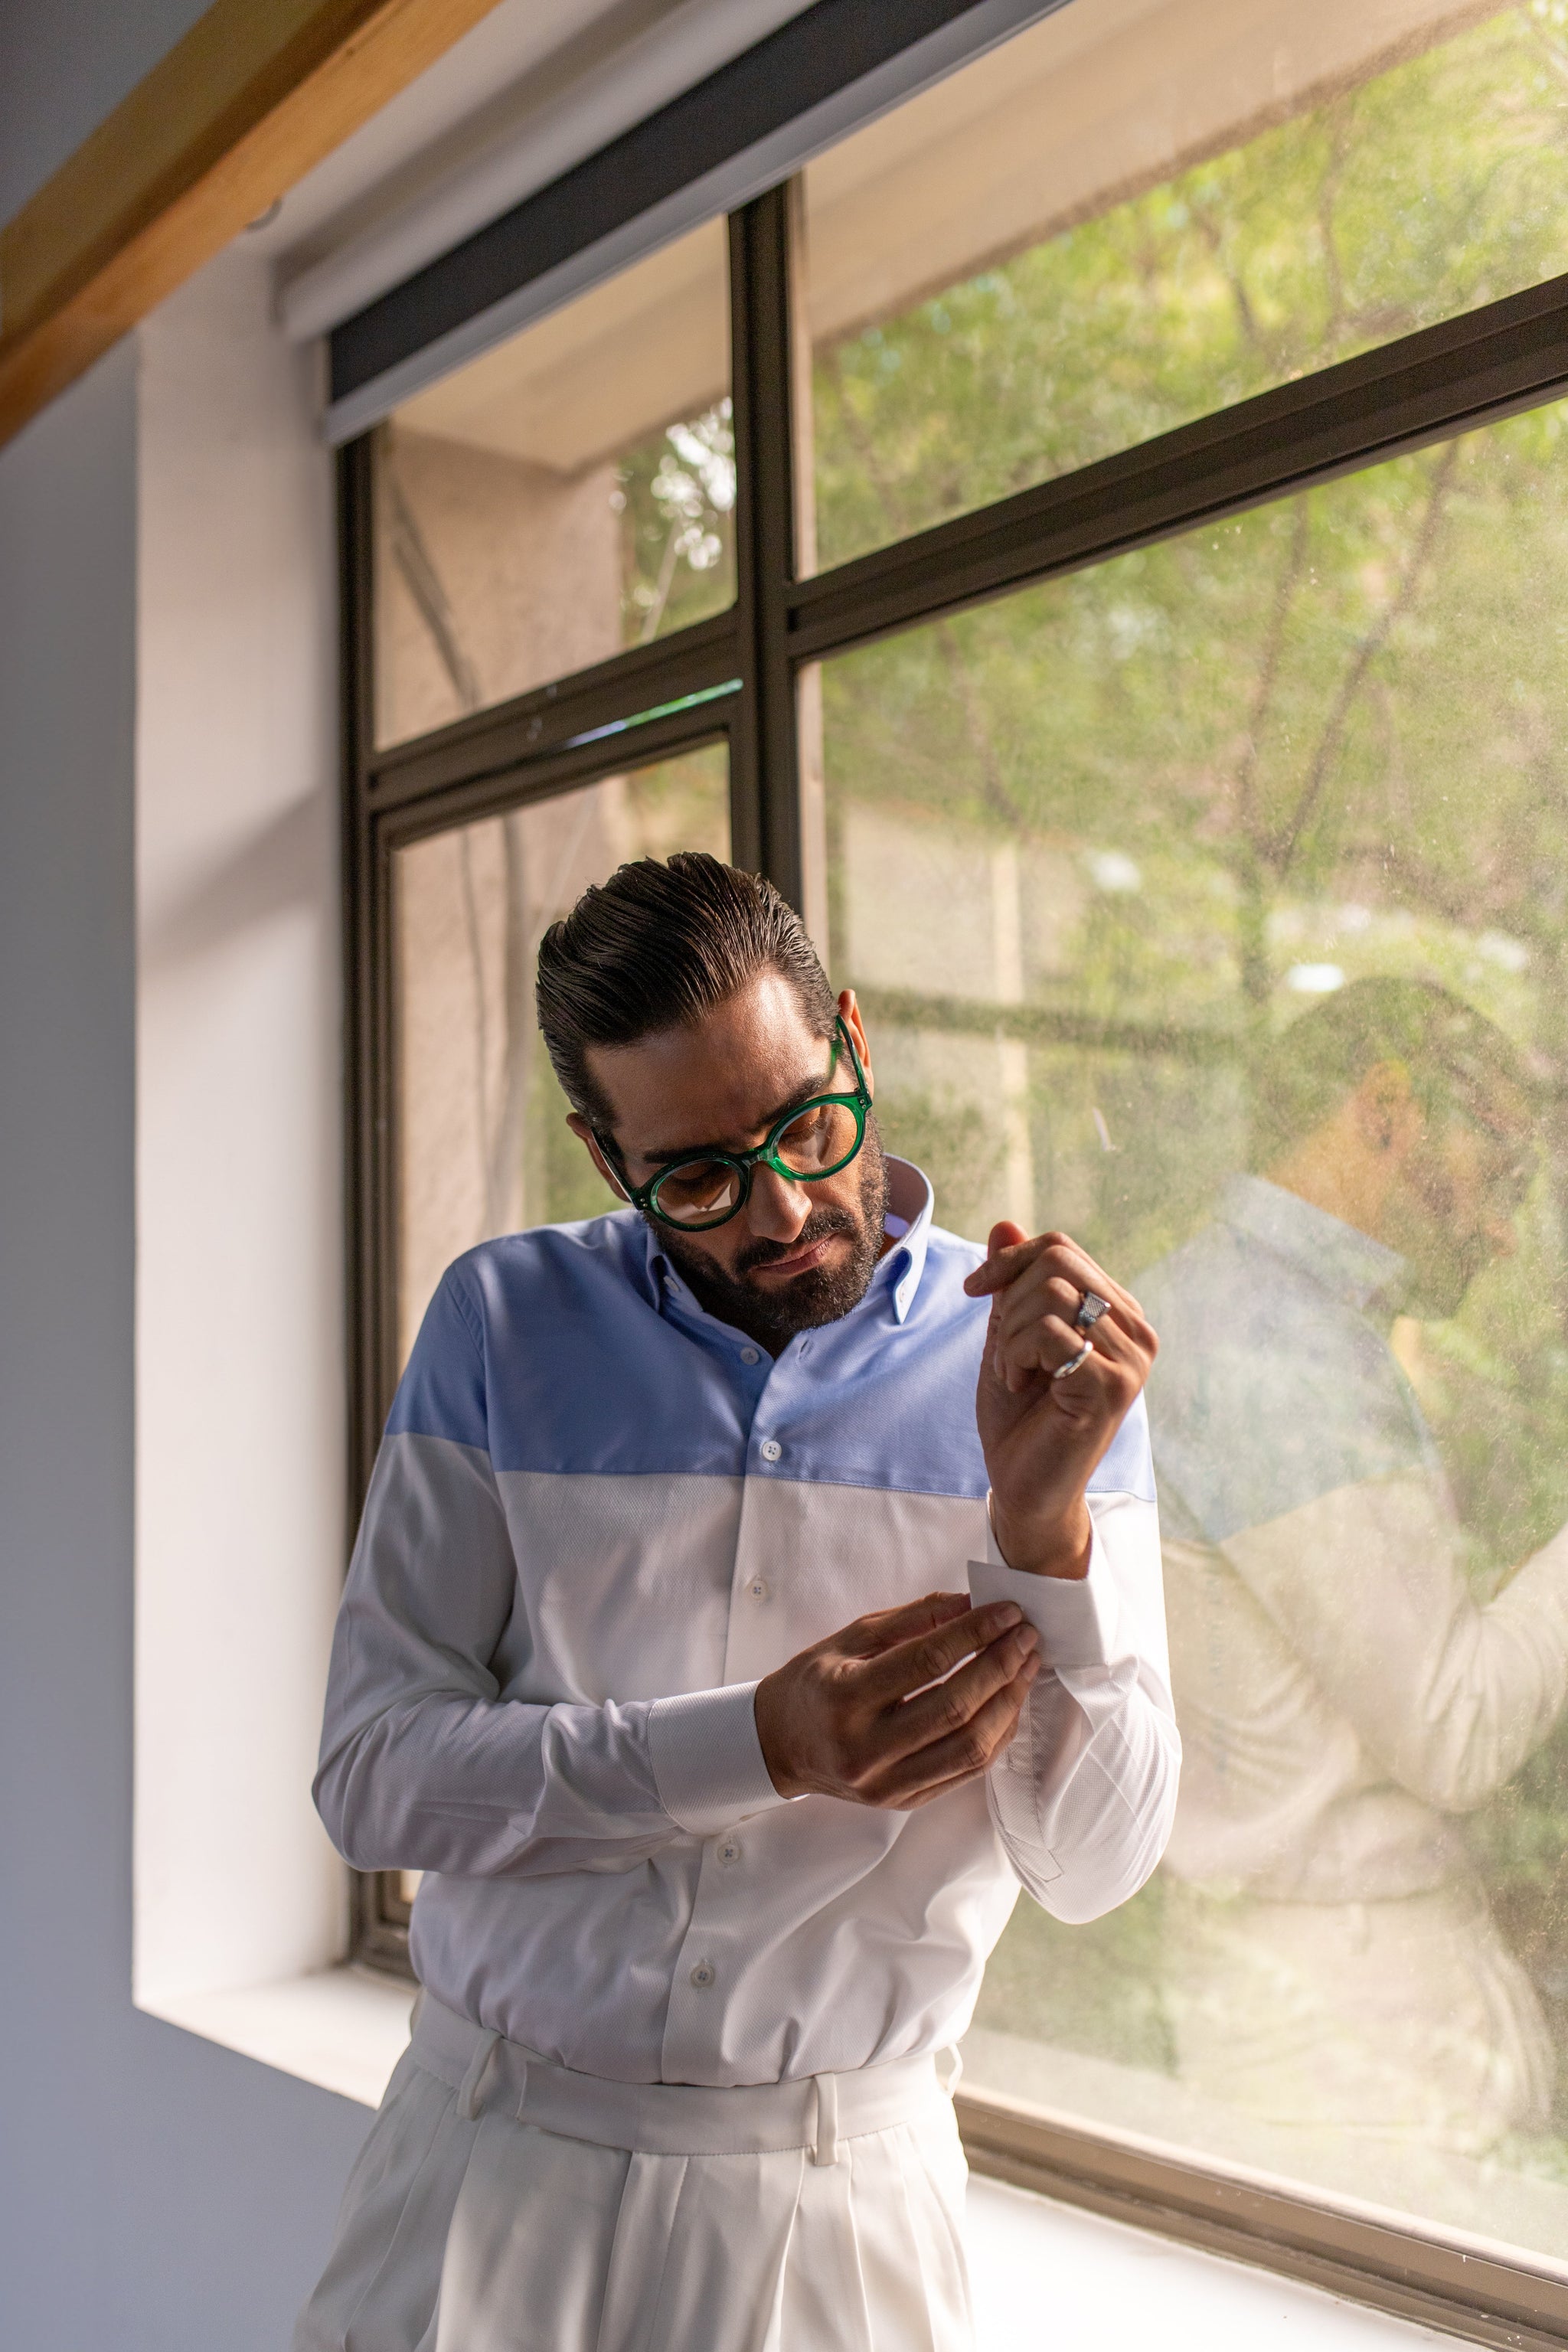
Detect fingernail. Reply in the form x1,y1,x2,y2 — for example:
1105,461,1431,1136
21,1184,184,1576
995,1603,1023,1628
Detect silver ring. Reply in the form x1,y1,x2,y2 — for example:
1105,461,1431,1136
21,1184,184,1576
1052,1337,1094,1382
1075,1291,1110,1333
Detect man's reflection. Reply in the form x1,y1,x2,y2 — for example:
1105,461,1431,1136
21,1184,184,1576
1140,977,1568,2151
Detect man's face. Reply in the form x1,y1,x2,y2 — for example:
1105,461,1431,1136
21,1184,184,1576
570,972,890,1353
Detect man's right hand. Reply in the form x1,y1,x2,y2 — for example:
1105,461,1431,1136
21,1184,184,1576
753,1593,1040,1810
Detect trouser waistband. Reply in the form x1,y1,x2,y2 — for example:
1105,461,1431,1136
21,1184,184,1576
410,1992,951,2167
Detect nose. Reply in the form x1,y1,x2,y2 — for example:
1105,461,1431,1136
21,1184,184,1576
746,1163,812,1244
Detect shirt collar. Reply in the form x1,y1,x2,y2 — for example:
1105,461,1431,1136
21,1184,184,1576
639,1153,936,1331
878,1155,933,1324
1220,1172,1406,1314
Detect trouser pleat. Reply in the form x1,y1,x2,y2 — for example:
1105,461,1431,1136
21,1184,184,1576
295,2047,482,2352
435,2112,629,2352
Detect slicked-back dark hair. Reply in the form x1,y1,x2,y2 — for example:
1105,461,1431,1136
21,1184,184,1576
1249,975,1532,1171
536,852,838,1129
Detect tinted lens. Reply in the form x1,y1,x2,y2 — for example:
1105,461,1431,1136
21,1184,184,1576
773,1099,863,1177
651,1157,745,1226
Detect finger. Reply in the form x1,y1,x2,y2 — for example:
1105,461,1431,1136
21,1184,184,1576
963,1227,1054,1298
968,1230,1147,1324
856,1602,1028,1704
871,1624,1040,1764
855,1674,1037,1810
988,1269,1105,1360
1041,1240,1148,1325
835,1592,975,1658
864,1659,1040,1803
991,1285,1154,1390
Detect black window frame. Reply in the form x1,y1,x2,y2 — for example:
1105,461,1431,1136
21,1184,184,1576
343,178,1568,2347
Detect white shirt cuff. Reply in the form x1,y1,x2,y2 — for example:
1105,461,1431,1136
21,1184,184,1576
647,1681,790,1835
968,1507,1123,1668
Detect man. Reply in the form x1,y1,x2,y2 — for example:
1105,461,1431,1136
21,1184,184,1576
1141,977,1568,2154
296,852,1176,2352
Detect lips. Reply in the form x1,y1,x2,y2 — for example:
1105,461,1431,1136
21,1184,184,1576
750,1234,837,1279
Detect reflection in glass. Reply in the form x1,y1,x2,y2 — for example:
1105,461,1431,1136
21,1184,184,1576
805,0,1568,568
394,746,730,1357
820,400,1568,2263
374,220,733,746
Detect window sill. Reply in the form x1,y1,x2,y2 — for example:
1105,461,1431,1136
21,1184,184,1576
139,1969,1452,2342
141,1965,414,2107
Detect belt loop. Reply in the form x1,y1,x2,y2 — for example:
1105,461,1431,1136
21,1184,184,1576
937,2045,964,2098
457,2027,501,2122
514,2060,531,2124
811,2073,840,2167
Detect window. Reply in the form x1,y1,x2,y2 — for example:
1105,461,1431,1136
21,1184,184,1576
374,220,733,746
345,0,1568,2328
821,411,1568,2269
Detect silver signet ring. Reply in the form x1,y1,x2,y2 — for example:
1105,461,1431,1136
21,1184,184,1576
1075,1290,1110,1333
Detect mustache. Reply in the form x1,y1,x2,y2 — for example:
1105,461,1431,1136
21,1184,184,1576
731,1204,860,1277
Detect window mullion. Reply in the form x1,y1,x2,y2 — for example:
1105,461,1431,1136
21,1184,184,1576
729,185,804,905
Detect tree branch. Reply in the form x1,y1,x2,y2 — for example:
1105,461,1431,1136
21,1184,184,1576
1268,439,1459,878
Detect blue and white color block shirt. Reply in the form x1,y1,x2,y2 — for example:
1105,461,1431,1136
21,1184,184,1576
315,1160,1178,2087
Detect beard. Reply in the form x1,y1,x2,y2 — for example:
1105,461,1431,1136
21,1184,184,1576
1390,1227,1489,1322
1380,1148,1497,1321
655,1121,891,1355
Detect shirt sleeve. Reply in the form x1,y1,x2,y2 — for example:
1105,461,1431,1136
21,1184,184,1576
1223,1470,1568,1812
970,1488,1181,1922
313,1275,787,1880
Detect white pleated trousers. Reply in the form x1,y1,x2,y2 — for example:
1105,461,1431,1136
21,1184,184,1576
295,1996,975,2352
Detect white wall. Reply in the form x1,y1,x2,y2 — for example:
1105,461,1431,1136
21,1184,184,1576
0,320,370,2352
135,248,346,2013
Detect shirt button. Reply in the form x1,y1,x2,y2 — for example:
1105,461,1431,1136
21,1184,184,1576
740,1346,760,1365
746,1576,770,1603
689,1959,716,1989
760,1438,782,1463
716,1837,741,1866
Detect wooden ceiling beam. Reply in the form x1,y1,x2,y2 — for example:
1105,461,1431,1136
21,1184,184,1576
0,0,505,448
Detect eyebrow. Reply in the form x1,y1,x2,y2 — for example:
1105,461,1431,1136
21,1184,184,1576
630,1046,841,1170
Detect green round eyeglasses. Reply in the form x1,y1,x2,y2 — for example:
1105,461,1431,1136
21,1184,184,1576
599,1016,871,1233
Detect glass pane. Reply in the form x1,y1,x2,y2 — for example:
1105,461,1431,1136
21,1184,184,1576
394,745,730,1359
822,398,1568,2267
375,220,733,746
805,0,1568,570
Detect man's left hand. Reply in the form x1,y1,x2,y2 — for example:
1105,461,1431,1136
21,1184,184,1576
963,1225,1158,1579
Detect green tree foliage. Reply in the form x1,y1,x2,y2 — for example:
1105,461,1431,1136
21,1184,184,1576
814,2,1568,564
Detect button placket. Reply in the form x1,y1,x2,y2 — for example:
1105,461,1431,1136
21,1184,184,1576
722,1351,795,1684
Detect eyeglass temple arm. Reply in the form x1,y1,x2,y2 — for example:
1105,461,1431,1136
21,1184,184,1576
590,1127,638,1204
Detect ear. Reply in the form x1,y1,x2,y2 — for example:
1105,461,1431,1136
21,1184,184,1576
1352,1060,1421,1161
838,988,874,1101
566,1111,631,1201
